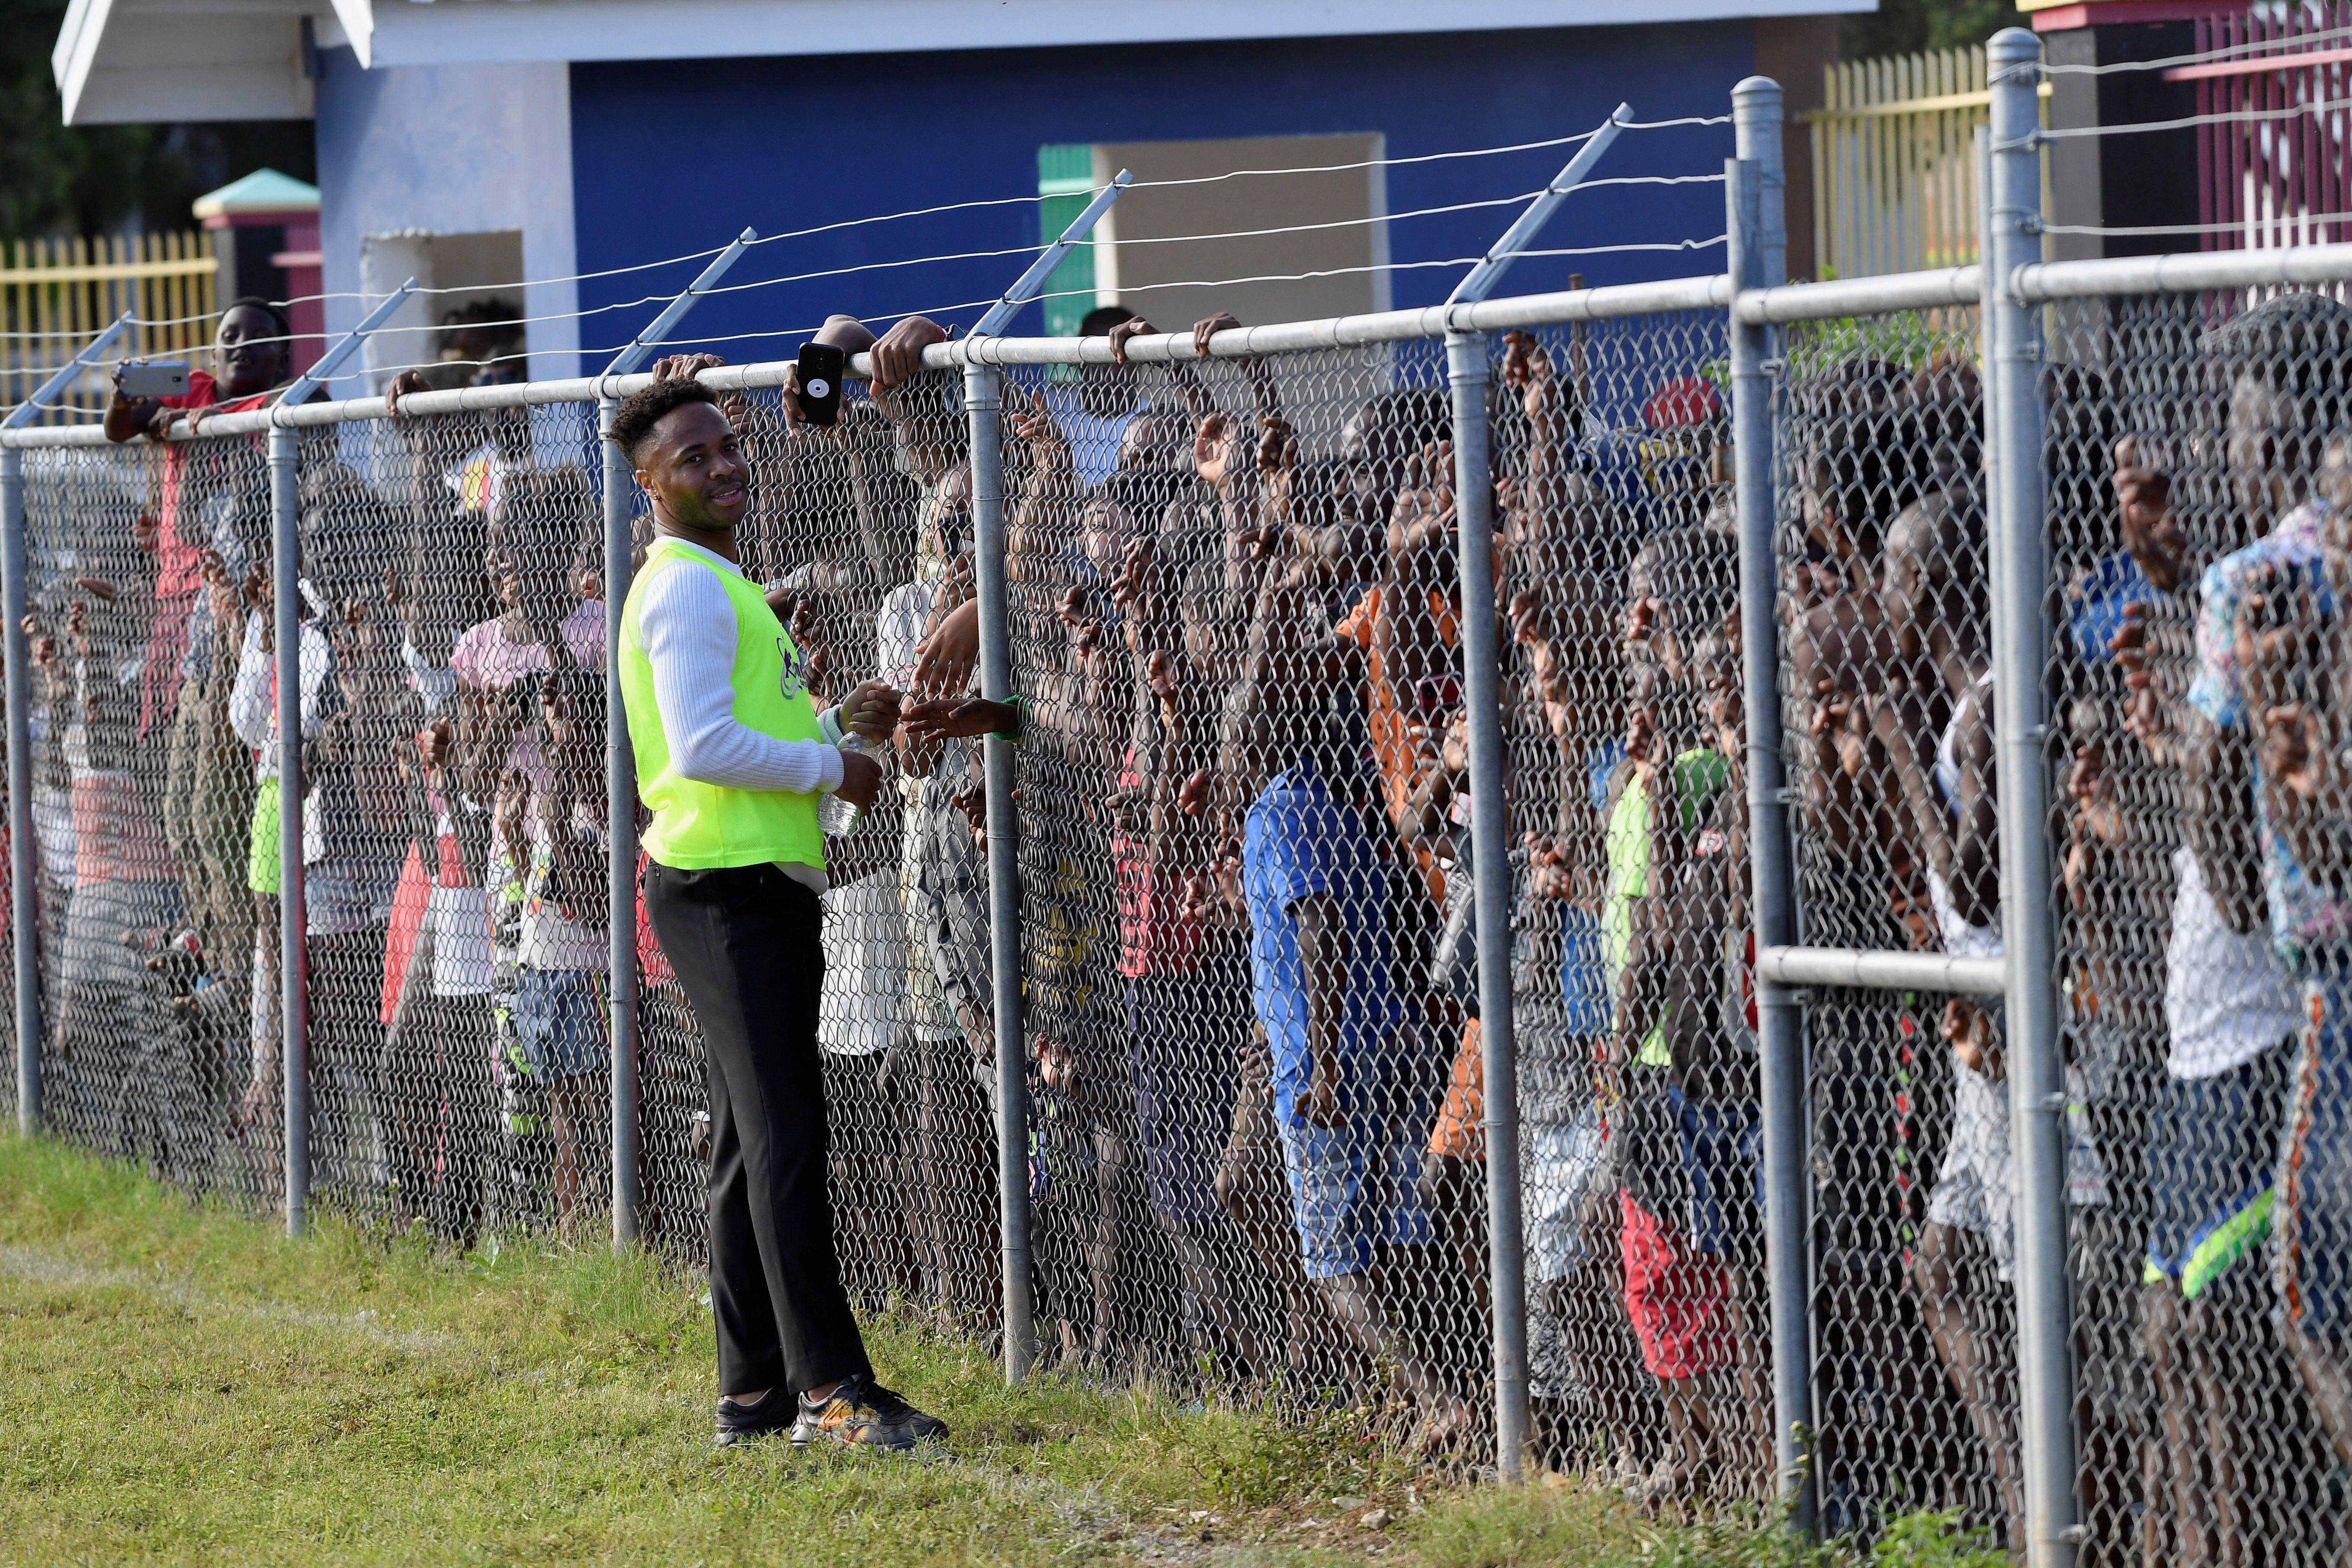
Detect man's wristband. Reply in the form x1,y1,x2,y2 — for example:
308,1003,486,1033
991,695,1024,742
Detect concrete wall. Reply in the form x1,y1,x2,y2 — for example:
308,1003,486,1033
313,48,580,387
565,24,1752,358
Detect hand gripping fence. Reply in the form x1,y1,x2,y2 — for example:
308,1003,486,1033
32,45,2352,1555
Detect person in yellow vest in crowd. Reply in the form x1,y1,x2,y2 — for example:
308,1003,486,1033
613,360,947,1451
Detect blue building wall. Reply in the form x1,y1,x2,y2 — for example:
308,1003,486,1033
313,48,582,383
566,24,1749,360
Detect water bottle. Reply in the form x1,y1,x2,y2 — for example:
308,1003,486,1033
818,731,876,836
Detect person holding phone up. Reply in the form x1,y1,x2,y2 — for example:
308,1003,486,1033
609,357,947,1452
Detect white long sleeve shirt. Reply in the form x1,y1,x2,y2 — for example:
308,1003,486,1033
229,614,334,866
636,539,846,898
228,616,329,782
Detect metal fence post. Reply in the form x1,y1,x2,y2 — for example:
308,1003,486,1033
594,228,756,1254
1730,74,1819,1532
602,399,643,1250
1443,328,1531,1481
962,354,1035,1383
1,313,134,1135
0,447,34,1135
268,421,310,1238
263,283,414,1241
1986,28,2076,1568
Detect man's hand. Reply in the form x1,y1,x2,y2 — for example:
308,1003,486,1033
1177,765,1215,818
1107,316,1158,365
869,317,946,392
2265,702,2329,801
1810,675,1873,780
1440,711,1471,777
1624,593,1661,649
2064,740,2123,914
1295,1070,1346,1130
901,695,1016,744
1110,536,1156,614
1389,440,1457,550
838,680,902,742
1009,387,1069,459
416,718,454,774
911,597,981,699
835,744,885,813
1193,311,1243,361
383,370,430,416
2114,435,2186,593
1502,329,1570,431
1036,1030,1078,1093
1527,832,1575,899
1625,705,1660,778
649,353,726,382
1194,412,1239,490
951,779,990,845
1255,412,1298,479
1943,997,2001,1081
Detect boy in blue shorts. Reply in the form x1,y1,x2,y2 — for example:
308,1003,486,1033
518,668,610,1238
1219,677,1467,1444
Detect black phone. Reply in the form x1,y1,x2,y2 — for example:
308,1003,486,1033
116,361,190,400
796,342,844,427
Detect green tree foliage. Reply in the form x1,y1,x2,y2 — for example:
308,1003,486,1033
0,0,315,240
1842,0,2022,61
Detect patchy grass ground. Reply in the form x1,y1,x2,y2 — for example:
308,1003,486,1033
0,1135,1993,1566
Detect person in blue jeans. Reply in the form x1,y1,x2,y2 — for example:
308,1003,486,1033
1219,681,1469,1446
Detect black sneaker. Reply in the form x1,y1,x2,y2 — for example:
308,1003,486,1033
790,1373,946,1451
869,1380,948,1444
714,1389,797,1449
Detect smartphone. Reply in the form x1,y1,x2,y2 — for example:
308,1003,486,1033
116,361,190,400
796,342,845,427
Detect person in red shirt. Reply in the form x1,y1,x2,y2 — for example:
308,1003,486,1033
106,297,302,739
104,298,305,1191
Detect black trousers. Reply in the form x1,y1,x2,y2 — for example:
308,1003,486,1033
644,859,871,1396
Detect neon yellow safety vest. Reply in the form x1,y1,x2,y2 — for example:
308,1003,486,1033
619,537,827,871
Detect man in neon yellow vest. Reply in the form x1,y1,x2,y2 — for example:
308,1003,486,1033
612,366,945,1452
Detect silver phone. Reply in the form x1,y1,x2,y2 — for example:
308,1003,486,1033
116,361,191,399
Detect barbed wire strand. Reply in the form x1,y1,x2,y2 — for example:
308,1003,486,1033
2042,214,2352,236
2035,93,2352,139
2041,20,2352,75
112,124,1728,331
285,238,1734,386
92,175,1732,364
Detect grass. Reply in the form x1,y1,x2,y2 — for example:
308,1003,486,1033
0,1135,1996,1566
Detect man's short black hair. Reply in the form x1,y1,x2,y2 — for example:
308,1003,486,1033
223,294,292,343
1081,304,1137,337
610,377,722,465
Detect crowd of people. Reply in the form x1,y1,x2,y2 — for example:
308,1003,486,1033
29,281,2352,1547
736,302,1763,1485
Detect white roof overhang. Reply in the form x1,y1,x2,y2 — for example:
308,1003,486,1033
58,0,1872,124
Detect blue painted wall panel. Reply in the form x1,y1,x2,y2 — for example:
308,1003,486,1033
314,46,581,383
566,24,1747,359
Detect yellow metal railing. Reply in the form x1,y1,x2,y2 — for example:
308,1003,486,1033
3,232,219,419
1806,47,2049,280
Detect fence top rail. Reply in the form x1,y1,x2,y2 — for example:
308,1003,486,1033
1720,240,2352,324
2010,241,2352,301
0,273,1736,448
26,240,2352,446
1736,265,1985,323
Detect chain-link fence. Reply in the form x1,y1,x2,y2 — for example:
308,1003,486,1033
19,33,2352,1564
